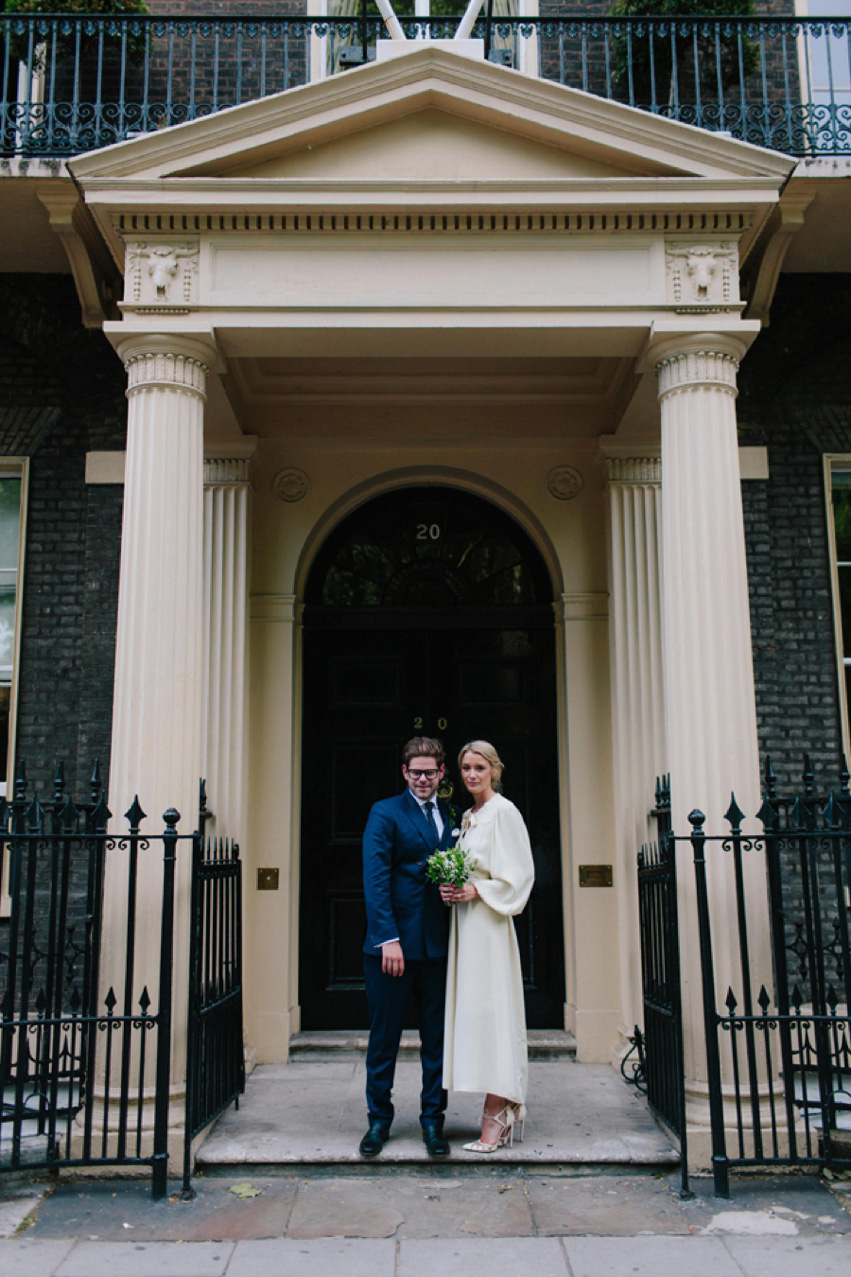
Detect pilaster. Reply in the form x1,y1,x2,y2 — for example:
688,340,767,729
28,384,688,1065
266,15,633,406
203,448,255,844
556,591,619,1062
601,448,665,1056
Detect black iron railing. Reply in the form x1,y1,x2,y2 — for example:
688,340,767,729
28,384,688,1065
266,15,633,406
0,14,849,158
654,757,851,1196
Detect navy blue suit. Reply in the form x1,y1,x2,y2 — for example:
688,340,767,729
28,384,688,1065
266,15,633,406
362,789,453,1129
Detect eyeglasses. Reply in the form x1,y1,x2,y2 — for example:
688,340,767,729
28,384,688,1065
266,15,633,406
407,769,440,780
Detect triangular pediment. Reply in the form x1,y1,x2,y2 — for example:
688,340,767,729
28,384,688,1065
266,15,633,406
220,108,638,182
71,46,794,188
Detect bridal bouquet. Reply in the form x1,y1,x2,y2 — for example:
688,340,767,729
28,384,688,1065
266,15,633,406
425,842,472,888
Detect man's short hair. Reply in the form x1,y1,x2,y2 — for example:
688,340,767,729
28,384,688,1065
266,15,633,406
402,736,445,768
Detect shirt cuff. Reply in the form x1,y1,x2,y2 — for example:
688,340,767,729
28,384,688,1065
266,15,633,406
377,937,400,947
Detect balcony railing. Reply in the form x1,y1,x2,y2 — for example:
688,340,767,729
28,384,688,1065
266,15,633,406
1,13,849,159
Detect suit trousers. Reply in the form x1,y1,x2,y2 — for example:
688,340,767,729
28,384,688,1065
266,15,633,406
363,951,448,1129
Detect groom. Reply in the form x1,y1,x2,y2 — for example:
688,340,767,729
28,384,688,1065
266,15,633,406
360,736,454,1158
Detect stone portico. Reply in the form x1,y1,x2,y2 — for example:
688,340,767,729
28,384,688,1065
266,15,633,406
67,45,796,1164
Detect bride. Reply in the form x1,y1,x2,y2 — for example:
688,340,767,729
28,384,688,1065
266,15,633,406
439,740,535,1152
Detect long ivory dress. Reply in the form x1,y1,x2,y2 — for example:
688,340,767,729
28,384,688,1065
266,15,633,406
442,792,535,1104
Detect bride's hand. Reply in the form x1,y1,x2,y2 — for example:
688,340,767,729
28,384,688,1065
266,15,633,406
439,882,479,904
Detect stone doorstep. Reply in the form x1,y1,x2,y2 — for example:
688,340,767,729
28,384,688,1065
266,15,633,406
288,1029,577,1060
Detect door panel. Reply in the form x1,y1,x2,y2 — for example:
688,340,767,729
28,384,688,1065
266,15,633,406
299,624,565,1028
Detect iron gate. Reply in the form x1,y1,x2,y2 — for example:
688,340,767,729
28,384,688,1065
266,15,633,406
183,784,244,1192
640,758,851,1196
0,766,244,1196
637,776,689,1195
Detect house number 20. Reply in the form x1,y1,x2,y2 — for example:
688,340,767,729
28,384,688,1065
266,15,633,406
413,716,448,730
416,523,441,541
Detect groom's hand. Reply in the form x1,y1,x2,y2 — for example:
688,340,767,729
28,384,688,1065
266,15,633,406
381,941,405,977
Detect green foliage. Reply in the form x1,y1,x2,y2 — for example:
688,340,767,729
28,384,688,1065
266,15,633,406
3,0,149,14
425,845,472,887
610,0,760,107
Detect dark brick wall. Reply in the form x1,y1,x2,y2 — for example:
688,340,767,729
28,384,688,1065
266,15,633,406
738,273,851,793
0,275,126,798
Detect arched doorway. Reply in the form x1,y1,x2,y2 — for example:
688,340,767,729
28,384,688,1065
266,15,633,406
299,486,565,1029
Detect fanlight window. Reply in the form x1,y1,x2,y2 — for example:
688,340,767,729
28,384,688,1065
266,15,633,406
308,488,551,609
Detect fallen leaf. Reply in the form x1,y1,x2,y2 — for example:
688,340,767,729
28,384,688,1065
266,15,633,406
228,1183,262,1199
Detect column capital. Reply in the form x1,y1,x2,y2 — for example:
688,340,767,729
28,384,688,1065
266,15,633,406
606,456,662,485
647,332,749,401
204,437,258,486
116,334,218,401
204,457,252,485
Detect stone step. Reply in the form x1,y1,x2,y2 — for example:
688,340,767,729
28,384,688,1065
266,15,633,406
196,1059,678,1170
289,1029,577,1061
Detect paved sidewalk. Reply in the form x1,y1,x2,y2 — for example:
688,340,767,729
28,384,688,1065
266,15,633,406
3,1057,851,1274
2,1166,851,1275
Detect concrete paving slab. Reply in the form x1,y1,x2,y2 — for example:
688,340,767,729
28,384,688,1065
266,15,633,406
398,1235,568,1276
563,1234,744,1276
25,1177,300,1242
526,1172,690,1235
0,1238,75,1276
54,1240,235,1277
0,1174,50,1237
295,1171,536,1238
226,1237,396,1277
287,1182,403,1238
681,1174,851,1236
722,1234,851,1276
198,1060,677,1168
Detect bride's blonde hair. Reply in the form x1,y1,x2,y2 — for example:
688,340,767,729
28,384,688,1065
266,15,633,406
458,740,504,793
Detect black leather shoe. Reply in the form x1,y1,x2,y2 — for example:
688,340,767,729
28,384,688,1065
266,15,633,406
421,1121,450,1157
359,1121,390,1158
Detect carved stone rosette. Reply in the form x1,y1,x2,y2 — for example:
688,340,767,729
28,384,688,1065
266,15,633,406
547,465,583,500
273,468,311,503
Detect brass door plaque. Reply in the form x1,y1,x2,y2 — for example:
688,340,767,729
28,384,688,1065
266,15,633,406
257,867,280,891
579,865,613,888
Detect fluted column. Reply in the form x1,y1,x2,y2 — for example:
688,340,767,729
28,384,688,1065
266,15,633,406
104,333,214,1092
652,332,769,1093
604,453,665,1053
203,456,252,842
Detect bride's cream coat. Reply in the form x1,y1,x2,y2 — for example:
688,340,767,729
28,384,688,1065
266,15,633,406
442,792,535,1103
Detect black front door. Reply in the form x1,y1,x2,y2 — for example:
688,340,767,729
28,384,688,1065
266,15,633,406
298,488,565,1029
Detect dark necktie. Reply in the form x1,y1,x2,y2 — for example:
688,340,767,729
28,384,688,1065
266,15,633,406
423,800,439,843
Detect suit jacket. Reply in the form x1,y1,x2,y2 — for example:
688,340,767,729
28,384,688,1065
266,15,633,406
362,789,454,960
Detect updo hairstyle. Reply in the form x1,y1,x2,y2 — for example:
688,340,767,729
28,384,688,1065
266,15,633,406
457,740,504,794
